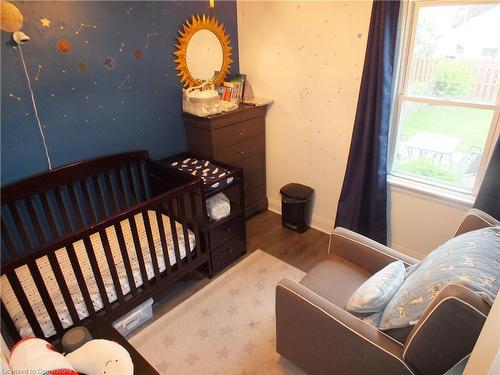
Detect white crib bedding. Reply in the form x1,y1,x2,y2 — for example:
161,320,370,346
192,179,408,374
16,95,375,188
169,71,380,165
1,210,196,338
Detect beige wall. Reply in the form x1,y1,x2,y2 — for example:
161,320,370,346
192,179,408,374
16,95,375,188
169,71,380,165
236,0,471,255
237,0,372,234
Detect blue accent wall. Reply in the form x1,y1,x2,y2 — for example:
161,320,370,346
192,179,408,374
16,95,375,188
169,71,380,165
1,1,239,186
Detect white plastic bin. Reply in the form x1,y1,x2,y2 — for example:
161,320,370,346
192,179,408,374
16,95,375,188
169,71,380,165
112,298,153,337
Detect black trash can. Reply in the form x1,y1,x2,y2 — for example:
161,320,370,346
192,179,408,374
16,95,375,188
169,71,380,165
280,183,314,233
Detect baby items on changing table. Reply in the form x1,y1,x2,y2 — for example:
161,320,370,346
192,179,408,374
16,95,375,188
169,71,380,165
206,192,231,221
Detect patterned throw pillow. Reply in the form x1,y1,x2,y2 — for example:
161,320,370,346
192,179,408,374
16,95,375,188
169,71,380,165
378,226,500,330
346,260,406,313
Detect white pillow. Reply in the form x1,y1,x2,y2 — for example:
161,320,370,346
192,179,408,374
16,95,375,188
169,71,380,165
346,260,405,313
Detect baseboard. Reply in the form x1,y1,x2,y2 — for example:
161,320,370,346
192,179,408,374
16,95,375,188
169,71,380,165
268,198,333,234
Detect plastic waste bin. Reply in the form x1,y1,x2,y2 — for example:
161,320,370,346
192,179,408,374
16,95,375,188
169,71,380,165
280,183,314,233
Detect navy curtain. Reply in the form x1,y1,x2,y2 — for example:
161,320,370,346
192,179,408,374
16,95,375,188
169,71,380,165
334,0,400,245
474,138,500,219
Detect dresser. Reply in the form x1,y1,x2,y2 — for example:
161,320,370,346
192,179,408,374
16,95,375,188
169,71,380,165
183,104,268,218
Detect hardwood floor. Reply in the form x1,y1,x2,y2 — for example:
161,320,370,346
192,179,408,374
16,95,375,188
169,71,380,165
131,210,330,334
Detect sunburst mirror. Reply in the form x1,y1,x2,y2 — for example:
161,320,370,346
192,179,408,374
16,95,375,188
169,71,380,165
174,14,233,87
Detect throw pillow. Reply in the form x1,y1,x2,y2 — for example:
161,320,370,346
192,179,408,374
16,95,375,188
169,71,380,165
346,260,406,313
379,226,500,330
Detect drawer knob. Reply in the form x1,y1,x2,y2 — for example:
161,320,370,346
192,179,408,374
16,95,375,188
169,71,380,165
225,227,232,233
227,247,233,254
237,129,246,136
237,149,246,156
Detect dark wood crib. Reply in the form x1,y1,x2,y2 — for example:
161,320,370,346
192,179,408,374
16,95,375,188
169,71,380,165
0,151,209,348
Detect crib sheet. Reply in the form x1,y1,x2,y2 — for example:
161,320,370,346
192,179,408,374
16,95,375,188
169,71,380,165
1,210,196,338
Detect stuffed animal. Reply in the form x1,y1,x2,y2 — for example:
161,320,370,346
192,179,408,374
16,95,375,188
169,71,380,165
9,337,77,375
65,339,134,375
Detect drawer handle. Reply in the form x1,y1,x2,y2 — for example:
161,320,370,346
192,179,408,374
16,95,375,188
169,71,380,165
237,129,246,136
237,149,246,156
225,227,232,233
227,247,233,254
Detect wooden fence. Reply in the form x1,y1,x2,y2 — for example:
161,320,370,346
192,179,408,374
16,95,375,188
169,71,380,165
410,57,499,102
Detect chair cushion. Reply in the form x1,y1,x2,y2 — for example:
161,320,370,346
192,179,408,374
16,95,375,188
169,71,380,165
346,261,406,313
300,253,371,308
379,226,500,330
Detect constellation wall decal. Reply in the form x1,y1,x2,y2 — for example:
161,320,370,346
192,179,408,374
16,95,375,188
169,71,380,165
75,23,97,35
117,75,132,90
34,64,42,80
145,32,158,48
119,42,126,52
9,93,21,101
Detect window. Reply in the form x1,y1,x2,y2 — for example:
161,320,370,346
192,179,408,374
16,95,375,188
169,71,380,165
390,1,500,197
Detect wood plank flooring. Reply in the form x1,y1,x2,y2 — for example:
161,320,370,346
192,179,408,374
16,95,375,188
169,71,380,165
130,210,329,333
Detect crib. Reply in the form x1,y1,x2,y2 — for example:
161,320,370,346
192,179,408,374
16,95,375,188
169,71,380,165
0,151,209,346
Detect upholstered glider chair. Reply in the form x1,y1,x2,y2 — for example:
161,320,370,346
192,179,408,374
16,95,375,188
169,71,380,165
276,209,499,375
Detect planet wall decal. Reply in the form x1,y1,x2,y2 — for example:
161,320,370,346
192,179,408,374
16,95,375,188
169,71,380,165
57,38,71,53
134,48,143,59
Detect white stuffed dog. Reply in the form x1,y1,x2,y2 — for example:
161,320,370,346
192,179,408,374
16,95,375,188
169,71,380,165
65,339,133,375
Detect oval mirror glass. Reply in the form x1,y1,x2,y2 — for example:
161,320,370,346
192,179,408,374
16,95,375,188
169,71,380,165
186,29,223,81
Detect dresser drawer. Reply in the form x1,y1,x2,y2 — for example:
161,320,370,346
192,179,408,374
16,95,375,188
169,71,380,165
208,212,245,249
245,184,266,208
216,137,263,166
211,236,246,273
213,117,263,149
243,169,265,191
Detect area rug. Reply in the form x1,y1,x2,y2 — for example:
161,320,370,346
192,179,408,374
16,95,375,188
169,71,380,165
129,250,306,375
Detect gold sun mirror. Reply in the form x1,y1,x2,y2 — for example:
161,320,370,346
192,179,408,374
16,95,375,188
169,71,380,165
174,14,233,87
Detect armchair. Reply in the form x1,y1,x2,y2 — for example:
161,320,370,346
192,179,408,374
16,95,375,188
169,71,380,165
276,209,498,375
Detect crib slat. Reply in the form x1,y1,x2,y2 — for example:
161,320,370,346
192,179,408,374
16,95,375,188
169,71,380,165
104,173,117,214
128,216,149,288
67,183,84,228
142,211,160,280
125,165,138,205
155,209,171,276
1,301,21,343
1,219,18,258
115,224,137,294
113,169,128,211
177,196,192,263
24,197,47,246
47,252,80,325
80,179,96,224
134,163,146,203
28,260,64,334
54,188,72,234
65,243,96,318
91,176,107,220
6,271,44,338
8,203,32,252
114,223,137,296
39,193,60,239
190,193,202,257
167,200,183,268
83,236,112,313
99,230,125,305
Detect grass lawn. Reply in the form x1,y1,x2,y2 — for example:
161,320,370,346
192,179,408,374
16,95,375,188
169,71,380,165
399,104,492,153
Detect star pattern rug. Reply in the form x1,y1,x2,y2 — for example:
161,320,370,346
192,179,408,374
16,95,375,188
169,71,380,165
129,250,306,374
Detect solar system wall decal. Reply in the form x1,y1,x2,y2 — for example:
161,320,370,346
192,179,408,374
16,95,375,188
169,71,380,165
1,1,240,186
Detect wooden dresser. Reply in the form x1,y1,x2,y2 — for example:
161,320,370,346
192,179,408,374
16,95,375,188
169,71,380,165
183,104,268,217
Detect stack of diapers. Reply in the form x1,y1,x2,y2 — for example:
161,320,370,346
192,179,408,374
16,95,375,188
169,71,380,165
206,192,231,221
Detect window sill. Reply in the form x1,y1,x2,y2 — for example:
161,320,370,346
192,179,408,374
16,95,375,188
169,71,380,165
387,174,475,208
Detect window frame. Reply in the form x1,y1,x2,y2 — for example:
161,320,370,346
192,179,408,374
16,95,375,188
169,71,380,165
388,0,500,201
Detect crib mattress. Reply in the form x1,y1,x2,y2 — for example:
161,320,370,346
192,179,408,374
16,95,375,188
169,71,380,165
1,210,196,338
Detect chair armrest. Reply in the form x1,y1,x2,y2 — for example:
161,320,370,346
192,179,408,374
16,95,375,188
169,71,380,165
276,278,415,375
403,284,490,375
330,227,418,274
454,208,499,237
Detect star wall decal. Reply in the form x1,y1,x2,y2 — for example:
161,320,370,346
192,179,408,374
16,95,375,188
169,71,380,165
356,32,363,39
40,18,51,27
77,60,88,71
